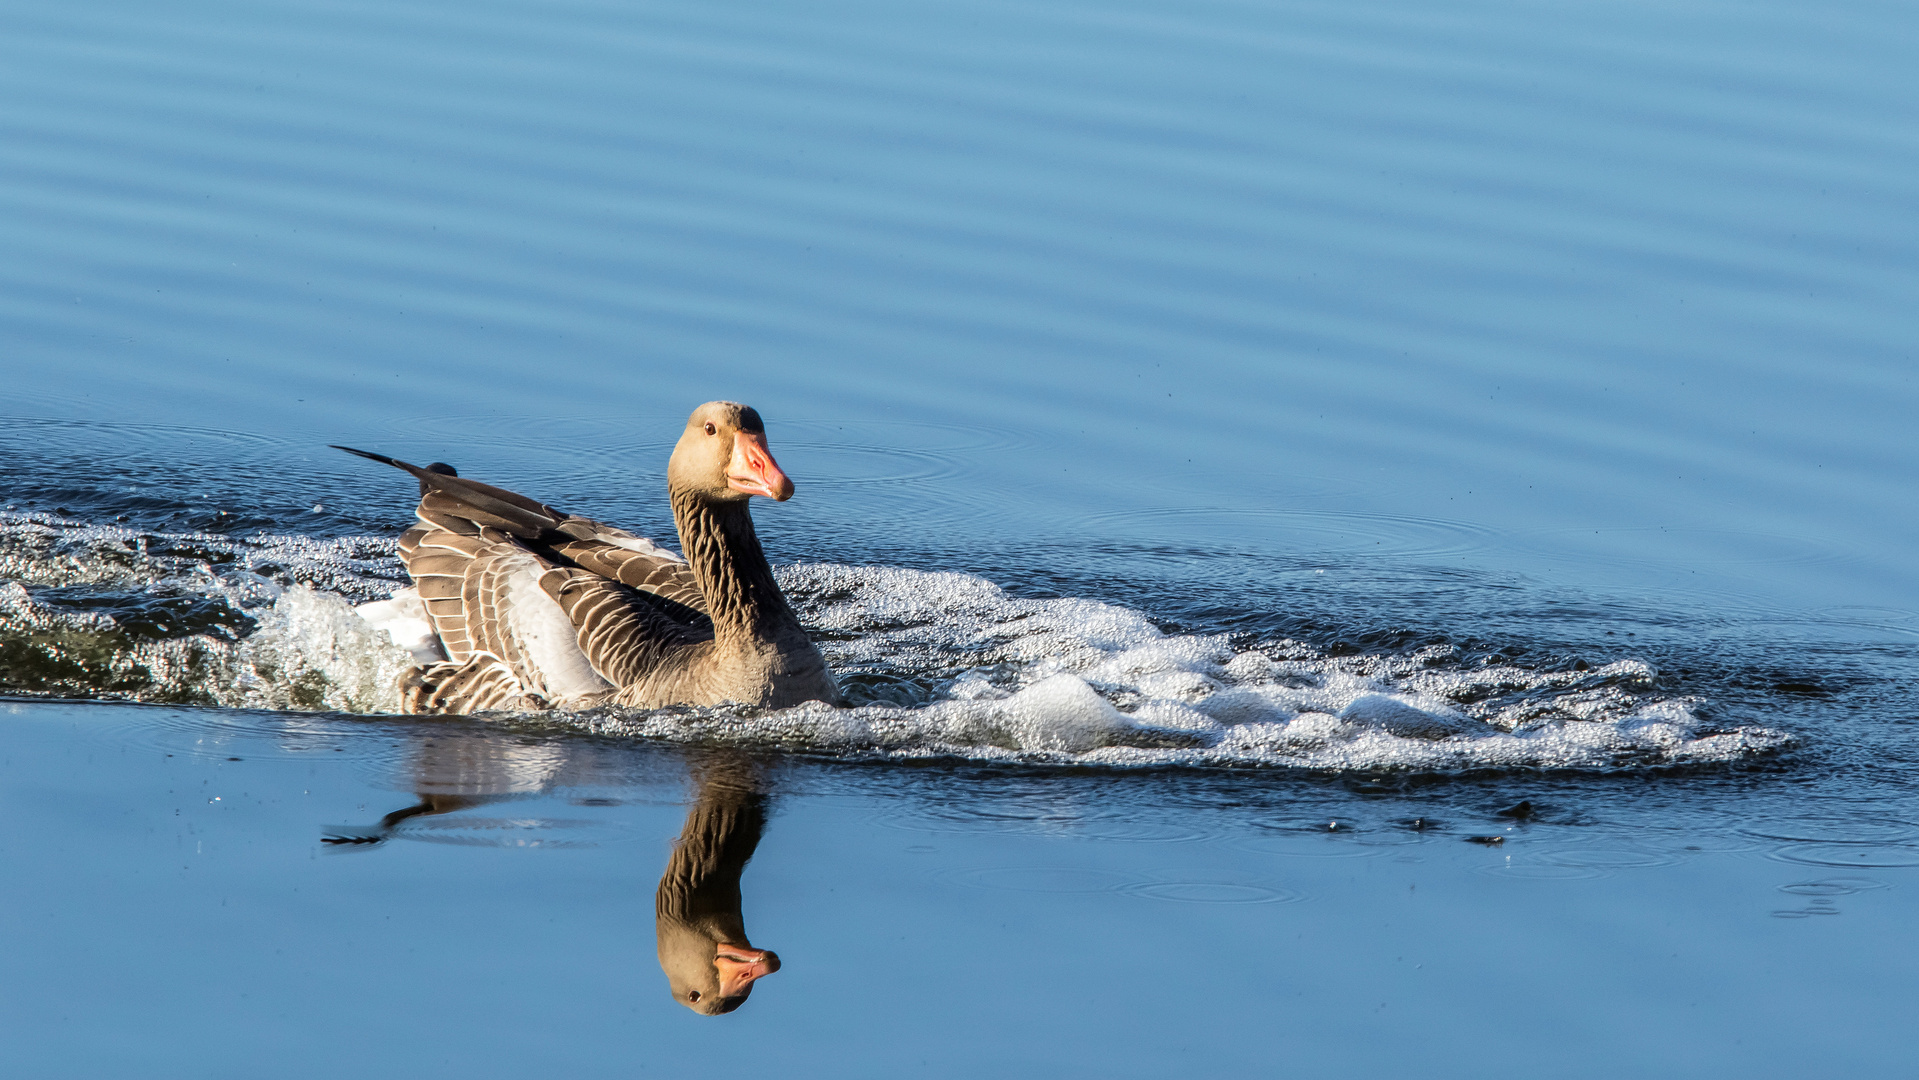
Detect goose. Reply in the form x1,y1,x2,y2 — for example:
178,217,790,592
338,401,841,714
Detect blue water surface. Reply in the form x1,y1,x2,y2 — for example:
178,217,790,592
3,0,1917,1074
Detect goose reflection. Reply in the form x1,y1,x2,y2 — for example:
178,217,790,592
320,734,566,844
658,756,780,1014
320,735,782,1014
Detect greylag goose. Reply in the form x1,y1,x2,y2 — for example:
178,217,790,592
338,401,840,714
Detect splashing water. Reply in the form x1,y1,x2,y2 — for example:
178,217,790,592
0,512,408,712
0,512,1789,770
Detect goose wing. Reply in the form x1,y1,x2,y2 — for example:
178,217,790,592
537,565,709,692
338,447,710,709
399,509,620,706
547,516,709,626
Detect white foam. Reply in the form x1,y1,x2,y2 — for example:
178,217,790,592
354,589,446,665
1,514,415,712
570,563,1790,770
0,514,1792,771
234,585,412,713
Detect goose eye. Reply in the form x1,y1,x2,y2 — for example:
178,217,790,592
687,990,701,1002
703,422,717,436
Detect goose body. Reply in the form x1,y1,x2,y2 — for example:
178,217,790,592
341,402,840,715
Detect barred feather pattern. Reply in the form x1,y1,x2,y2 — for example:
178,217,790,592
401,656,548,714
391,489,709,714
547,521,710,631
539,567,708,694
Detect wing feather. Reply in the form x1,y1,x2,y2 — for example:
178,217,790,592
403,657,543,714
538,567,705,690
548,515,709,623
350,447,711,713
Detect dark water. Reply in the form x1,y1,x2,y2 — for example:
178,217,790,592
4,0,1918,1074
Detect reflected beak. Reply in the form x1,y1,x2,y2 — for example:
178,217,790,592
713,944,781,996
726,432,794,501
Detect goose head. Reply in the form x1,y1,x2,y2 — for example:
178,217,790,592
659,931,782,1015
668,401,793,503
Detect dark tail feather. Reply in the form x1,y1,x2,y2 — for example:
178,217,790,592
330,443,412,470
330,445,460,496
330,445,442,495
331,444,564,536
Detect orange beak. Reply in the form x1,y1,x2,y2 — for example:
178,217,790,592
726,431,793,501
713,944,781,997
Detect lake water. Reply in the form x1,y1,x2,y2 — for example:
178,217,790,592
3,0,1917,1074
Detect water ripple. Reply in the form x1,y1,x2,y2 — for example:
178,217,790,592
1767,843,1919,870
1077,506,1499,560
1739,816,1919,846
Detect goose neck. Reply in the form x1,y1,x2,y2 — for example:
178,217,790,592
671,489,799,646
